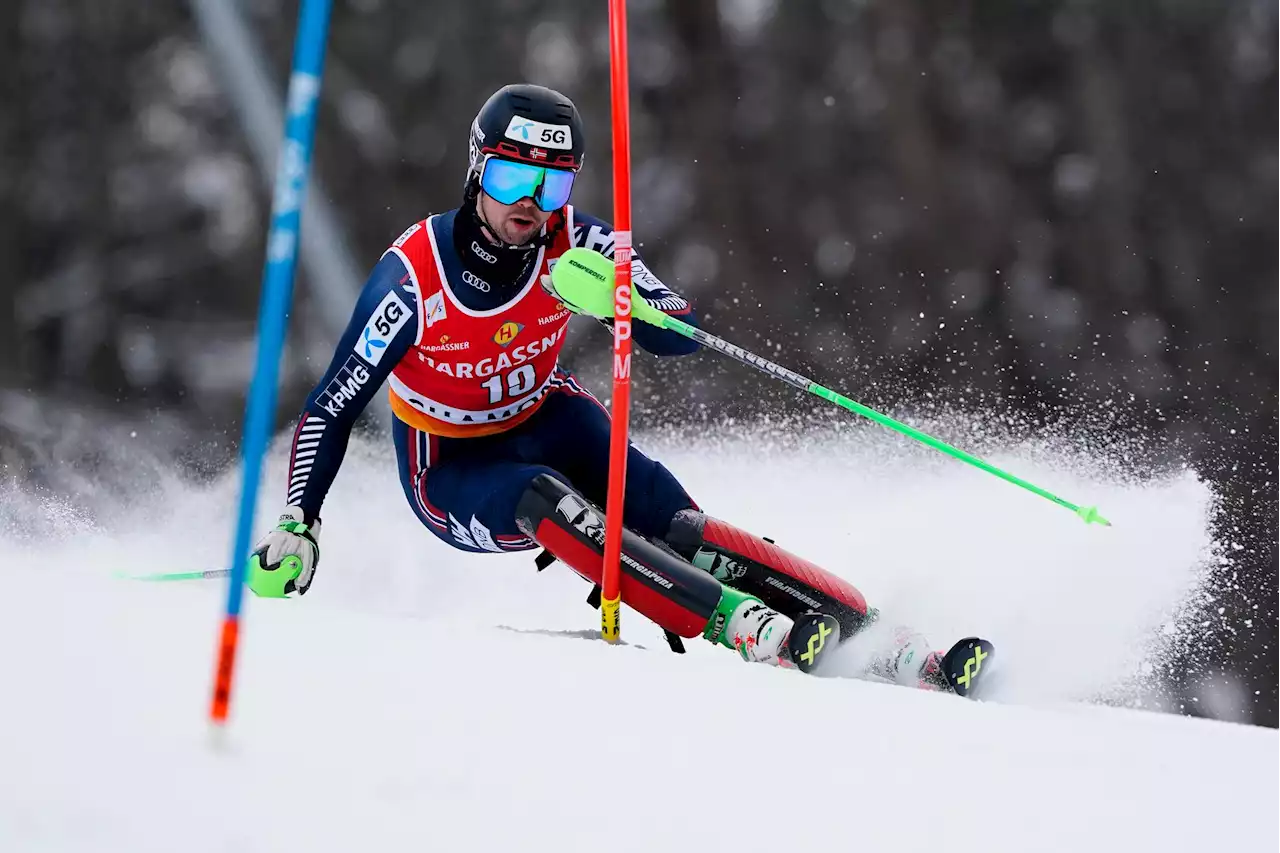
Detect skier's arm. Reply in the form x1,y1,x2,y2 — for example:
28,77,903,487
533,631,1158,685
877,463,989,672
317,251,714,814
284,252,419,523
571,211,700,356
628,255,700,356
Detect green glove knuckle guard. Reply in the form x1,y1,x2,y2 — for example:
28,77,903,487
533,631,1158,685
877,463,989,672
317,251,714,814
247,519,318,598
549,247,659,323
247,550,295,598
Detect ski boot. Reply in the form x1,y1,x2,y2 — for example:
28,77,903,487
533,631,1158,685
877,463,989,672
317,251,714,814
707,586,841,674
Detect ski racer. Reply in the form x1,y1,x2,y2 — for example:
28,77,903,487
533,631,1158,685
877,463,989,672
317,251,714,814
247,83,982,689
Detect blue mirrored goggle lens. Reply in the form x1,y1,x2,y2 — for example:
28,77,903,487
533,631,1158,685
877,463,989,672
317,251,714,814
538,168,576,211
480,158,538,204
480,158,576,212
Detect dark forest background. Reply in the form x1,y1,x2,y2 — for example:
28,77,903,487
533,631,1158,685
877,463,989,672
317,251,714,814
0,0,1274,723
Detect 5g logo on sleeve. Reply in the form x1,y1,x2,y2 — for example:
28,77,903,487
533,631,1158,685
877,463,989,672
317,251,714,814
355,291,411,366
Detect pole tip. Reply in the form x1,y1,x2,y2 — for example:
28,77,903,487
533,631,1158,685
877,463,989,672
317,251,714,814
600,595,622,643
207,720,233,754
1077,505,1111,527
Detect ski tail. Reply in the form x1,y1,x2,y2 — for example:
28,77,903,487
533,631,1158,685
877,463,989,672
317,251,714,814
785,612,841,674
939,637,995,698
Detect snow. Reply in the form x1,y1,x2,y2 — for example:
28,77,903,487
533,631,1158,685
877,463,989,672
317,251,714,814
1,430,1274,852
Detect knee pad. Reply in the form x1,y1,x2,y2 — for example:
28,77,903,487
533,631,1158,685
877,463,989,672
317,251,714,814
664,509,869,638
515,474,722,638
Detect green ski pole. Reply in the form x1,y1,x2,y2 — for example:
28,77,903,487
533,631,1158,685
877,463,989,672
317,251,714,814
551,247,1110,527
116,568,233,582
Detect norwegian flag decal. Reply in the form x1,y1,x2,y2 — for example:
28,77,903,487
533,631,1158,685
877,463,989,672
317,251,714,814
530,147,548,160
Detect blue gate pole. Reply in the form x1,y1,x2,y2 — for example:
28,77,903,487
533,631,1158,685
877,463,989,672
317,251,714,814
211,0,335,726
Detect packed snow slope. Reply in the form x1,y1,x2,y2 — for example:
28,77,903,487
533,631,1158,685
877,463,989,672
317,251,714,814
2,428,1274,852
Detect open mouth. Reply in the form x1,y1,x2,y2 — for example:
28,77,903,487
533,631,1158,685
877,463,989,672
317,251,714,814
509,214,535,229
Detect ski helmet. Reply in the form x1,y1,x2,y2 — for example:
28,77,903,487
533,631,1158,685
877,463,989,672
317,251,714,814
466,84,586,196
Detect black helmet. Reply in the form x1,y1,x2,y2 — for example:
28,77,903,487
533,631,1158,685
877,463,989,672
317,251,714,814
467,84,586,188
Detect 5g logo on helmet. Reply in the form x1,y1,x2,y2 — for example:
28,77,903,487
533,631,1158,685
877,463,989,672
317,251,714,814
504,116,573,150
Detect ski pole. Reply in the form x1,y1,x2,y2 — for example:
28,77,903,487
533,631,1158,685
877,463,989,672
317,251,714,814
551,248,1110,527
117,569,233,582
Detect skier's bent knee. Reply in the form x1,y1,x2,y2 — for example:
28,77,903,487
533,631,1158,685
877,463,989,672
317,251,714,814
514,474,839,673
663,508,871,637
515,473,719,638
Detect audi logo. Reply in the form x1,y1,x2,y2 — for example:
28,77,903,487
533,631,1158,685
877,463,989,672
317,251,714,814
461,270,491,292
471,241,498,264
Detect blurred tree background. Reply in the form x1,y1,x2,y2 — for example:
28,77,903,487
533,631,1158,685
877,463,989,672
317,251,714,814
0,0,1274,721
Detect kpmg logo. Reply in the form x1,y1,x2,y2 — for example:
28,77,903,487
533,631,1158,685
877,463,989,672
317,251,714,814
318,355,371,417
354,291,411,367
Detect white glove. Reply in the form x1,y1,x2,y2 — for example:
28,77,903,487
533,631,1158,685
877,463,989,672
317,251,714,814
247,506,322,597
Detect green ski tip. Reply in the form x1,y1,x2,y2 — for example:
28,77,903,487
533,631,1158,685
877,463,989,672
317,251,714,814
1076,505,1111,527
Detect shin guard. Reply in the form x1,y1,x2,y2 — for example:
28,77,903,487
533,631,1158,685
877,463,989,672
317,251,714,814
664,510,870,638
516,474,723,638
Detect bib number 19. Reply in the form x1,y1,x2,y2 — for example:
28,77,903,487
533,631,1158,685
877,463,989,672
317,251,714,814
481,365,535,404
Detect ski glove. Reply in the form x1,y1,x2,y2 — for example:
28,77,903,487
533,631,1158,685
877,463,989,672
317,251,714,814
542,249,667,328
541,274,598,317
542,274,623,345
247,506,321,598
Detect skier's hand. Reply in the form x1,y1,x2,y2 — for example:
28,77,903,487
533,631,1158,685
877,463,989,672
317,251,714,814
541,273,601,318
544,249,666,327
542,246,621,319
247,506,321,598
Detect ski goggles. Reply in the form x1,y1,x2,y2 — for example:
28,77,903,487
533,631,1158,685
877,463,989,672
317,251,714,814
479,155,577,212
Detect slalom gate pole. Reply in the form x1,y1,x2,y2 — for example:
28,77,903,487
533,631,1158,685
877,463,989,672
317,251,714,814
599,0,634,643
210,0,335,727
550,248,1111,527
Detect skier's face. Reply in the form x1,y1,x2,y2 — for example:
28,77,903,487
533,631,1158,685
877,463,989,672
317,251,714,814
479,191,553,246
